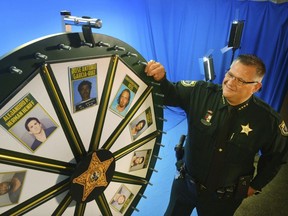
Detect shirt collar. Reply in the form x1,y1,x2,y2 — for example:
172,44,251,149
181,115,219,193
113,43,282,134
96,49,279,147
219,95,228,110
220,95,252,111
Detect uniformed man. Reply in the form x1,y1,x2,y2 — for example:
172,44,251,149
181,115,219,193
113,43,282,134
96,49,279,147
145,54,288,216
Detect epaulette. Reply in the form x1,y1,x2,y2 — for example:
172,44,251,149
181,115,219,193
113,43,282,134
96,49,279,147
253,96,277,115
206,81,221,91
253,96,288,136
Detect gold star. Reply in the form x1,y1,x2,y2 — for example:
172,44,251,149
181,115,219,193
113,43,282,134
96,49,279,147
73,152,114,201
241,123,253,136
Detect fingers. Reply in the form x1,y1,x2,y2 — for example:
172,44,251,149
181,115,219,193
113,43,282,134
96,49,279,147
144,60,166,81
144,60,156,73
146,61,159,75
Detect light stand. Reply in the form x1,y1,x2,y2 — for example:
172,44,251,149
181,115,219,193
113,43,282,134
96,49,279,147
228,20,244,64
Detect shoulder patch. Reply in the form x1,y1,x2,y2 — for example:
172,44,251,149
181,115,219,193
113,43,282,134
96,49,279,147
279,121,288,136
181,80,197,87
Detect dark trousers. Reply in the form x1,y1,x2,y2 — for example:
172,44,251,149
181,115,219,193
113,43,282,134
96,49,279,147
164,177,244,216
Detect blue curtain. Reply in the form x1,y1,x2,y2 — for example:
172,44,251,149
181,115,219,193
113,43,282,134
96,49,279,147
127,0,288,112
237,1,288,111
0,0,287,111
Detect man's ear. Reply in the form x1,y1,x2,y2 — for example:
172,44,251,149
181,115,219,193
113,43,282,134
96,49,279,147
254,82,262,92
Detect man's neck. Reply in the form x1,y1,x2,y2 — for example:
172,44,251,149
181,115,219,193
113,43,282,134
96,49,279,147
34,130,47,142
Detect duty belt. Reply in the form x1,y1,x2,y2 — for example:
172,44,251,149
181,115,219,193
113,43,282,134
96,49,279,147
184,172,236,199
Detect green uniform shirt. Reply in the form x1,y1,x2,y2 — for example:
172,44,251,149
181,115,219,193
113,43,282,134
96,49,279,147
160,78,288,191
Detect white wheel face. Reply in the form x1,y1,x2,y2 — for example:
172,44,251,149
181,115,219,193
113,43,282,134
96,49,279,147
0,33,163,216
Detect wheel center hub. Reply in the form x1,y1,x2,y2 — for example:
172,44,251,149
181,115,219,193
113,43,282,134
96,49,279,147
70,150,115,202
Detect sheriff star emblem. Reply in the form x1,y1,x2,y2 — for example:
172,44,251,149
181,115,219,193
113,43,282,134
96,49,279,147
241,123,253,136
72,152,114,201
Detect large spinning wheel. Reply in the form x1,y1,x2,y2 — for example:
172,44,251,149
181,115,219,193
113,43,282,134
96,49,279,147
0,31,164,215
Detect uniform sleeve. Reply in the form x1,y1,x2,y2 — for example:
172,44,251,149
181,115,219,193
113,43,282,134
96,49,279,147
159,78,199,112
250,119,288,191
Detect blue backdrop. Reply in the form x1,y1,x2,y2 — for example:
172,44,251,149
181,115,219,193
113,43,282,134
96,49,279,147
0,0,287,111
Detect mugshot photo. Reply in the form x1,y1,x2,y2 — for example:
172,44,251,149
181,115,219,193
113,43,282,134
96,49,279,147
109,75,139,118
72,78,98,113
129,149,152,172
129,107,153,141
110,86,135,118
69,63,98,113
109,184,134,213
9,104,58,152
0,171,26,207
